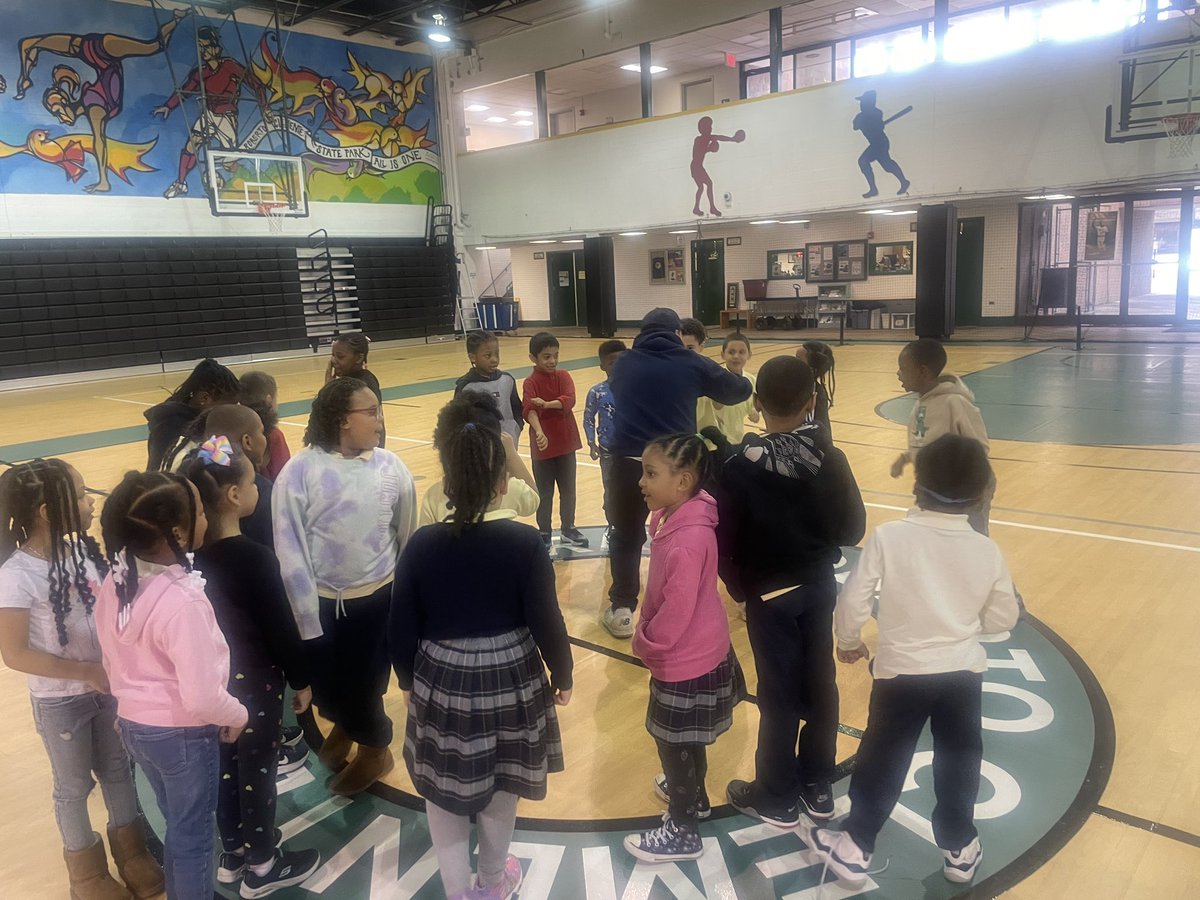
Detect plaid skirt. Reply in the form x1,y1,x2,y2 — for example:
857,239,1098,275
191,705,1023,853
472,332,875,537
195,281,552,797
404,627,564,816
646,647,748,745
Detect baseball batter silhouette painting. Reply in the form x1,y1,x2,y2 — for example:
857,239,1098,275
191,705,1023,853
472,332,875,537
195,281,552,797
853,89,912,199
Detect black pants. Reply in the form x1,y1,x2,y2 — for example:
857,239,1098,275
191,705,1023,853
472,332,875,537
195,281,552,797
217,667,284,864
846,671,983,854
532,453,577,534
309,584,393,747
656,740,707,831
606,456,649,611
745,577,840,811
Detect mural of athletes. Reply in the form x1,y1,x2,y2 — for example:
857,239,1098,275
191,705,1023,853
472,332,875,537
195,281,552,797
690,115,745,217
0,0,441,207
852,89,911,199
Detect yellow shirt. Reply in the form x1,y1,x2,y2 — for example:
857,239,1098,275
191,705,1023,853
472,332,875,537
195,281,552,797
418,476,539,527
715,370,757,443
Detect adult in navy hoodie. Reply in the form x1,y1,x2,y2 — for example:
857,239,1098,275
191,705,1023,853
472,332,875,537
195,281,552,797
603,308,751,635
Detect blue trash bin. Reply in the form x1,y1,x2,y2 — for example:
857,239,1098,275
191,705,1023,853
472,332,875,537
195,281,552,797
478,299,518,331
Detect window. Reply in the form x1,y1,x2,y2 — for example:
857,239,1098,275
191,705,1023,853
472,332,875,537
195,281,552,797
460,76,537,152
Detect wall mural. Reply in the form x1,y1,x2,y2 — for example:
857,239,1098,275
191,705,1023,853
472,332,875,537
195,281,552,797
690,115,745,217
0,0,441,206
852,89,911,199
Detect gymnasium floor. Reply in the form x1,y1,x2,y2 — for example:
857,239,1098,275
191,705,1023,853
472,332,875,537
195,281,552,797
2,337,1199,899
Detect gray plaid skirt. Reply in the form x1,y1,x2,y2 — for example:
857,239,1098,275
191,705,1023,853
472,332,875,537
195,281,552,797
403,628,564,816
646,647,748,745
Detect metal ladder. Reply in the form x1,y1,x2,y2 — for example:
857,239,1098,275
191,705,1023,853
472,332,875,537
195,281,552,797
427,200,479,335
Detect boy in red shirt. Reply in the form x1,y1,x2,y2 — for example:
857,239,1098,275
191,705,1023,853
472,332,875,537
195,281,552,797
524,332,588,551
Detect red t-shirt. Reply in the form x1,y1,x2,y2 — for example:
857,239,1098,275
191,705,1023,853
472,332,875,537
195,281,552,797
262,427,291,482
522,368,582,461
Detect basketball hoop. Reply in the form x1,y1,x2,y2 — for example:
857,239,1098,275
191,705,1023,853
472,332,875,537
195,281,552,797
1163,112,1200,158
256,201,289,234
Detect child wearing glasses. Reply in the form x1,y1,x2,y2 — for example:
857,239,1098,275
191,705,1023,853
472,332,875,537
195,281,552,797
273,378,416,796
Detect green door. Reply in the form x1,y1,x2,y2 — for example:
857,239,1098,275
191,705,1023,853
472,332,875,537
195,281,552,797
691,239,724,327
547,251,584,326
954,217,985,326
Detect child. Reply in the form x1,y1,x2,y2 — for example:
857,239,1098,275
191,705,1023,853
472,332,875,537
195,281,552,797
713,333,760,443
623,433,745,862
583,339,626,543
797,341,836,438
145,358,239,470
182,438,320,897
0,460,164,900
454,330,523,448
390,417,573,899
808,435,1020,887
523,332,588,550
891,339,991,535
708,357,865,827
679,319,721,443
239,371,291,482
420,393,539,527
273,377,416,796
95,470,249,900
326,333,385,447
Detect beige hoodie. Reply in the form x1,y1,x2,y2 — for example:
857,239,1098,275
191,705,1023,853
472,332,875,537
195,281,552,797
903,374,990,463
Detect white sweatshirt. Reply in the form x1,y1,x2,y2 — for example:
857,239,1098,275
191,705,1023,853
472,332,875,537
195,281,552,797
835,508,1020,678
903,375,990,463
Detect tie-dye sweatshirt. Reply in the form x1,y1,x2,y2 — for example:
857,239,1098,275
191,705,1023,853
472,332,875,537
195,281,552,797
272,446,416,640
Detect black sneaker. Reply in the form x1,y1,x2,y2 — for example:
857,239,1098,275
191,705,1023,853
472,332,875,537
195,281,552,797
281,725,304,748
560,527,589,548
277,741,310,777
727,779,800,828
799,781,835,821
217,851,245,884
653,772,712,819
239,848,321,899
540,531,553,551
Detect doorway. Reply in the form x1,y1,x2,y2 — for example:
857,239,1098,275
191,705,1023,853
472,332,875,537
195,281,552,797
691,239,724,327
954,217,985,326
547,250,586,326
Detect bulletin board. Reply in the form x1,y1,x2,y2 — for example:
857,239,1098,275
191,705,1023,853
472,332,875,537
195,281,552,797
805,239,868,283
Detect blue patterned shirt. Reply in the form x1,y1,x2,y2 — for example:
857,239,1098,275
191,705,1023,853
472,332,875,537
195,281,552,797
584,380,616,452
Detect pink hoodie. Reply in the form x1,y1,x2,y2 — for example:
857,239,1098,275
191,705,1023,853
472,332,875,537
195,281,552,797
95,564,248,729
633,490,731,682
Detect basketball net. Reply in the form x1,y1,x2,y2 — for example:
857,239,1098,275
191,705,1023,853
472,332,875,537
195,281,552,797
1163,113,1200,158
256,202,288,234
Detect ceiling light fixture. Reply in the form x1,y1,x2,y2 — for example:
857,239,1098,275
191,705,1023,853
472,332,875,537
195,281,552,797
780,219,810,224
485,116,508,123
530,239,557,244
513,110,533,117
1024,193,1075,200
428,13,453,44
619,231,647,236
561,239,584,244
885,209,918,215
465,103,490,112
513,120,534,126
475,246,497,250
862,208,893,214
620,64,668,73
749,219,779,225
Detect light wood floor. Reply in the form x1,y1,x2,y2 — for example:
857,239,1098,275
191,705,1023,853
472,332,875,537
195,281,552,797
2,337,1199,898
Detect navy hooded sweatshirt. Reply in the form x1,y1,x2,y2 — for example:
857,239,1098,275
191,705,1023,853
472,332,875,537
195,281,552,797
608,326,752,457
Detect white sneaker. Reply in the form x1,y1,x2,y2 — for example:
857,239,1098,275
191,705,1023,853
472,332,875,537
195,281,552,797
601,606,634,638
803,825,872,887
163,180,188,199
943,836,982,883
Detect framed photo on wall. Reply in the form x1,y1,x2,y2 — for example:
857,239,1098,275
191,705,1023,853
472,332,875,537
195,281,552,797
868,241,915,276
666,247,686,284
649,249,667,284
767,248,805,280
1084,210,1119,261
806,240,867,282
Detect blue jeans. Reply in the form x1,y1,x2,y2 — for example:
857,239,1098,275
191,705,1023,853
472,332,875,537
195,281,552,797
120,721,219,900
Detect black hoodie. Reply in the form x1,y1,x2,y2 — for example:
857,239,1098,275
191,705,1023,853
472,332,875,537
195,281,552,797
609,327,752,457
709,424,866,602
144,400,198,471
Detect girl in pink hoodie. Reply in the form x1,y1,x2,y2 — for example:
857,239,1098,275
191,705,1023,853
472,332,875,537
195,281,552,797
95,471,248,900
624,433,746,864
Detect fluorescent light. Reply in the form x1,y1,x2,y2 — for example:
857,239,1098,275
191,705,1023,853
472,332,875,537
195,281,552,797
749,219,779,225
513,120,534,126
669,229,698,234
619,231,647,236
1024,193,1074,200
862,208,893,214
513,110,533,117
885,209,918,215
485,116,508,123
465,103,490,112
475,246,497,250
620,64,668,74
530,239,557,244
561,239,584,244
780,219,810,224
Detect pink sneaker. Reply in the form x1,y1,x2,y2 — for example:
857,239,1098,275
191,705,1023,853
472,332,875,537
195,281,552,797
472,854,523,899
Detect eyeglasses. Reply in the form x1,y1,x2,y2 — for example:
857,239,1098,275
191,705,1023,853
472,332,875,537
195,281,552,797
347,406,381,419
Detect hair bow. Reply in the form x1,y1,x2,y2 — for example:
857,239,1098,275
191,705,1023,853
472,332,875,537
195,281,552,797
198,435,234,466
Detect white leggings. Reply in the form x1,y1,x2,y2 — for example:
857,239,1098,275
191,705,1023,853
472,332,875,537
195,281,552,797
426,791,519,898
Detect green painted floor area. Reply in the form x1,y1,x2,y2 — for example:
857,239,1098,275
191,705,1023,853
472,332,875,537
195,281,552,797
877,347,1200,446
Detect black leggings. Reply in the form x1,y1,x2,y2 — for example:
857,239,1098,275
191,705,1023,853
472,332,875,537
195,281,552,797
656,740,708,831
218,668,284,865
532,453,577,533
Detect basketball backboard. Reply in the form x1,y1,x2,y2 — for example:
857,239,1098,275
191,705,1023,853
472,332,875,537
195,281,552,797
206,149,308,217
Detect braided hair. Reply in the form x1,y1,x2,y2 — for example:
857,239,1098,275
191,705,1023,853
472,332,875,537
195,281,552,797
644,432,711,498
802,341,836,408
160,408,214,472
440,420,506,534
100,472,198,620
303,377,367,451
179,441,252,514
333,333,371,366
0,460,106,647
167,358,239,407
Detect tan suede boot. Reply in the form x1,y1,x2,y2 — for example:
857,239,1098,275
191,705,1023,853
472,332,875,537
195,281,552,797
317,723,353,772
329,745,394,796
64,834,133,900
107,821,165,900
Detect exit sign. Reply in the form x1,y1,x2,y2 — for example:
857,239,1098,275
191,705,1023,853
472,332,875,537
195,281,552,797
724,52,737,68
